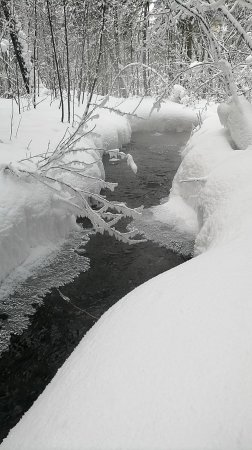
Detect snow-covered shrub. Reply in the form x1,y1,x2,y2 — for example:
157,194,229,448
169,84,187,104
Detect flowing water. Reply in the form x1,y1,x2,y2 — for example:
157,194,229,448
0,130,191,442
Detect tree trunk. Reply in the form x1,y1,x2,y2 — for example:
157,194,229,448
113,3,127,97
63,0,71,123
83,0,106,118
142,0,150,96
1,0,30,93
46,0,64,122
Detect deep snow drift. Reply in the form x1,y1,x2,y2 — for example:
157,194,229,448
2,97,252,450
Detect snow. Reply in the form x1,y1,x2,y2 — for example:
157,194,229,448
245,54,252,64
0,172,78,283
189,61,202,68
151,106,233,249
217,95,252,149
2,99,252,449
151,97,252,254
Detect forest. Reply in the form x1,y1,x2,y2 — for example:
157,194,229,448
2,0,252,111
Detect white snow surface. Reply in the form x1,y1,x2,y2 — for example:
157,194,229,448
0,94,196,284
2,102,252,449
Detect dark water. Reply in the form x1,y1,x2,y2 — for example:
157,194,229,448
0,130,189,442
106,131,187,208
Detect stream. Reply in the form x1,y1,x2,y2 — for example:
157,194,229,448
0,129,190,442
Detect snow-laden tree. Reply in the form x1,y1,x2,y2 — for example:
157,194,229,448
1,0,252,110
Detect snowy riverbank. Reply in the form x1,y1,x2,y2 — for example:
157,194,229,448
2,98,252,450
0,94,196,285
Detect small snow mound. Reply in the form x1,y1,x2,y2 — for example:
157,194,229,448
217,95,252,149
169,84,187,104
245,55,252,64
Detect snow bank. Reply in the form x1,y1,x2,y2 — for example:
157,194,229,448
0,172,78,283
151,106,236,253
151,98,252,255
3,101,252,450
108,95,198,133
0,97,131,283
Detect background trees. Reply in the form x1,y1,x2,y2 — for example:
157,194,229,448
1,0,252,119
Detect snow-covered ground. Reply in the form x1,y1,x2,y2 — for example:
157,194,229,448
0,93,196,285
2,96,252,449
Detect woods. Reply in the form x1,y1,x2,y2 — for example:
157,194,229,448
1,0,252,121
